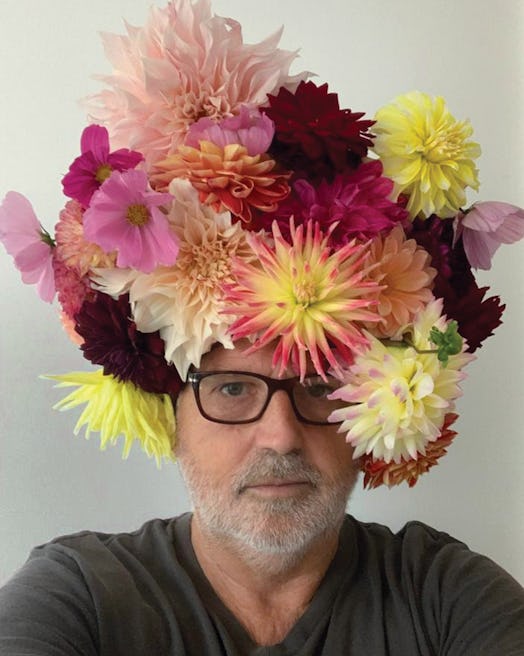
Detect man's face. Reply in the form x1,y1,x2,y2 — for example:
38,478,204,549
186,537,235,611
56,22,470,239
175,341,360,556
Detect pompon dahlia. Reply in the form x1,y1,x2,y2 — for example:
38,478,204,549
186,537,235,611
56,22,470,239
92,179,256,378
52,257,95,324
54,199,116,277
85,0,307,168
373,91,480,219
265,81,375,180
224,220,381,381
151,141,291,224
362,412,459,489
47,370,175,464
75,293,183,397
362,225,436,339
251,160,408,244
329,299,474,463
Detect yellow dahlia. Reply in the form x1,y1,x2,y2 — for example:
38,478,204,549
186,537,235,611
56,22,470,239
373,91,481,219
151,141,290,223
329,299,474,463
363,225,436,338
47,369,175,464
225,220,381,380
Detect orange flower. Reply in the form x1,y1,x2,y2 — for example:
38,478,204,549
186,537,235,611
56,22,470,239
362,413,458,489
363,225,436,338
151,141,290,223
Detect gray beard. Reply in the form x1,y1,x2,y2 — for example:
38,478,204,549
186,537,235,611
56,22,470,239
177,450,357,562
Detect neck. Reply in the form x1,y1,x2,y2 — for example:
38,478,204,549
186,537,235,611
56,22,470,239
190,513,342,645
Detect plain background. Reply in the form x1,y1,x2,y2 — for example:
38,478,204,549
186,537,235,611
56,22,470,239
0,0,523,586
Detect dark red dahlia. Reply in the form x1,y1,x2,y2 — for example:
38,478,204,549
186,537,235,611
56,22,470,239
265,81,375,181
75,293,183,397
407,216,505,351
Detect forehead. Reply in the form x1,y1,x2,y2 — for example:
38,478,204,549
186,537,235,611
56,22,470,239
198,340,279,375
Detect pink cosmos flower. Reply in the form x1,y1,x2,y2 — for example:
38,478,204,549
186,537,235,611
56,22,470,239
62,125,144,208
454,201,524,270
83,169,178,273
0,191,56,302
185,105,274,156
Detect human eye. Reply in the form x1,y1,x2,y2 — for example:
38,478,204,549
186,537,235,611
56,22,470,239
207,373,259,400
302,376,339,399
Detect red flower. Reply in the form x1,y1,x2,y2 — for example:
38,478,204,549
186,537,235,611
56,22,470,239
407,216,505,351
250,160,408,244
362,413,459,489
265,81,374,180
75,293,183,397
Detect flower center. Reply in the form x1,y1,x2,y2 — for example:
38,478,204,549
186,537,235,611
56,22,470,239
95,163,113,184
126,204,150,227
422,125,464,163
293,279,318,307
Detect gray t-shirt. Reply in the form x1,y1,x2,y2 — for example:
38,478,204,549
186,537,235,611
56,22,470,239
0,513,523,655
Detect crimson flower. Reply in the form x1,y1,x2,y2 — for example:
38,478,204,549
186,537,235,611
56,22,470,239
75,293,183,397
407,216,504,351
265,81,375,180
62,125,144,208
251,160,408,244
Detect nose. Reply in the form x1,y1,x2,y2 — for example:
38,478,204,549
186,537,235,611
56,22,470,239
252,389,304,454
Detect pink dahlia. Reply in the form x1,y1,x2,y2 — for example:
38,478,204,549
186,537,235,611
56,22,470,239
85,0,307,167
253,160,408,244
54,199,116,277
62,125,143,208
0,191,56,302
224,220,381,381
453,201,524,270
185,105,274,156
83,169,178,273
265,81,375,180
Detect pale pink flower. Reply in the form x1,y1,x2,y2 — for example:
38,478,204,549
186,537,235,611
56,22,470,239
454,201,524,270
83,169,178,273
85,0,307,167
0,191,55,302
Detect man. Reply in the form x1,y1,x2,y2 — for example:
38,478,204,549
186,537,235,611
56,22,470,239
0,340,523,654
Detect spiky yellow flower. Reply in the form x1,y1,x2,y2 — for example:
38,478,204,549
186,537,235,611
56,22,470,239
225,220,381,380
373,91,481,219
46,370,175,465
329,299,474,463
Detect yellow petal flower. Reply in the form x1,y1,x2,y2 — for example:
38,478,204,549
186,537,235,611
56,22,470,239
45,370,176,465
373,91,481,219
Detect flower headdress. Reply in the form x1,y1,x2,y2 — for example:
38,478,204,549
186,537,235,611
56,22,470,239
1,0,523,487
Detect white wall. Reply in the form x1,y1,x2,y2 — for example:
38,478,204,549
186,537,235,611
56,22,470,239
0,0,523,585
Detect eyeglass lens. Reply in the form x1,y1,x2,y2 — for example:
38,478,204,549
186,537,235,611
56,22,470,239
196,372,345,424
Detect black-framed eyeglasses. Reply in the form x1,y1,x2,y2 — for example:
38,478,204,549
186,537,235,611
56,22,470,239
187,370,346,425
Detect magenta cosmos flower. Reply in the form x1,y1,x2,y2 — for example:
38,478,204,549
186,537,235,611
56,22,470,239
62,125,144,208
454,201,524,270
83,169,178,273
0,191,56,302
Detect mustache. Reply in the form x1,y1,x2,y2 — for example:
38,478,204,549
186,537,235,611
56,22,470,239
234,452,321,493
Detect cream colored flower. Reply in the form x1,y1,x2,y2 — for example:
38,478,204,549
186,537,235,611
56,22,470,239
329,299,474,463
